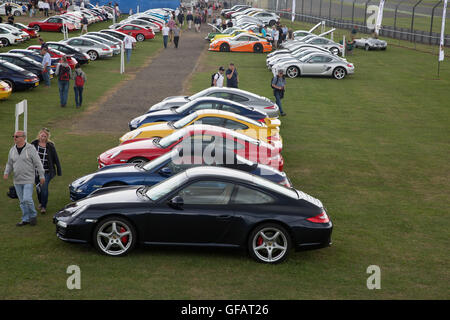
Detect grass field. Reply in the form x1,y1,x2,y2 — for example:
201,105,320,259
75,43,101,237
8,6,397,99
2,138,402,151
0,18,449,299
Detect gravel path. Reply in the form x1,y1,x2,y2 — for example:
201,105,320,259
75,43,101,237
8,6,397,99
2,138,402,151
70,26,209,134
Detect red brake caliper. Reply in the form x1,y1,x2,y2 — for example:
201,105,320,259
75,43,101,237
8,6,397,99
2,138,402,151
257,236,263,246
120,227,128,245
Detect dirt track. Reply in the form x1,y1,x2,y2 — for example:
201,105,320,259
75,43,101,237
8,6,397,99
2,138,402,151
69,25,209,134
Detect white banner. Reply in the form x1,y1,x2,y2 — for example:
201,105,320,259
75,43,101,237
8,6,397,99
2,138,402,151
439,0,448,62
291,0,296,22
375,0,385,35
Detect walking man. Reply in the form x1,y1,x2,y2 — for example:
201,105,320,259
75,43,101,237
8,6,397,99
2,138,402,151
271,70,286,116
4,131,45,226
213,66,225,87
162,23,169,48
123,32,136,63
55,56,72,107
173,24,181,48
226,63,238,88
41,46,51,87
80,14,88,34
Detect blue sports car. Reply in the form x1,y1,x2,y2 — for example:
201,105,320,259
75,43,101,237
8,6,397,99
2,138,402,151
9,49,59,71
129,97,269,130
69,147,291,201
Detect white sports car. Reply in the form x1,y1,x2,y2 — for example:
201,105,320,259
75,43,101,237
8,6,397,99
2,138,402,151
354,38,387,51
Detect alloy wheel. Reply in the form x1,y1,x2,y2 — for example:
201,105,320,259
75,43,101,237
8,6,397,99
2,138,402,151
250,225,290,263
95,219,135,256
286,66,299,78
333,67,346,80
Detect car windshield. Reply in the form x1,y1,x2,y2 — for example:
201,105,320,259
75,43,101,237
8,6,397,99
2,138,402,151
141,149,173,171
173,112,198,129
145,171,188,201
158,129,186,148
187,88,210,101
175,100,201,113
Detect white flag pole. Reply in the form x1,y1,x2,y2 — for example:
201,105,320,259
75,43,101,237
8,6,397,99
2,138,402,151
291,0,296,22
120,41,125,74
375,0,385,35
438,0,448,78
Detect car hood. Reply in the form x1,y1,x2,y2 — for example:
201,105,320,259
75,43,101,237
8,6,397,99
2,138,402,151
76,185,145,206
121,122,171,142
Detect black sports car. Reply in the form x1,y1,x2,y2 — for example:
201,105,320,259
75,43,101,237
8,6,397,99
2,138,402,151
54,167,332,263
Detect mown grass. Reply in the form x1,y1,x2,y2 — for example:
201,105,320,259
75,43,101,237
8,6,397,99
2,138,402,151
0,17,449,300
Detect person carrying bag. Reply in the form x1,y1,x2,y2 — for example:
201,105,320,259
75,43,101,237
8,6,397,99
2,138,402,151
271,70,286,116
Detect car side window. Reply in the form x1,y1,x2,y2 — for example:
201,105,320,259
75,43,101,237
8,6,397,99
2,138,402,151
193,117,226,127
224,119,249,130
83,40,94,46
191,103,216,111
208,92,231,100
178,181,235,205
221,104,241,114
229,94,249,103
231,185,275,204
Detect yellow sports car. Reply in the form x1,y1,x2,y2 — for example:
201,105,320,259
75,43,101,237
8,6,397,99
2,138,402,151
119,109,282,147
0,80,12,100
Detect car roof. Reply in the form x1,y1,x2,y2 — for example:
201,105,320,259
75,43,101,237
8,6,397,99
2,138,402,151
192,109,263,126
188,96,250,108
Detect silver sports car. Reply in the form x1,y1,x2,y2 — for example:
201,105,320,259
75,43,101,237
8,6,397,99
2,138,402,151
273,52,355,80
148,87,280,118
61,37,114,60
354,38,387,51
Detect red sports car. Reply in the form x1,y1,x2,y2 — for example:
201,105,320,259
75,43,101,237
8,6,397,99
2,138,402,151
98,125,284,171
27,46,78,70
12,23,39,38
28,16,76,32
115,24,155,41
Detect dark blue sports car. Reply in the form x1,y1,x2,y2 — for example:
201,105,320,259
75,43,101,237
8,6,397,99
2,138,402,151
129,97,268,130
55,166,332,263
70,147,291,201
0,53,46,81
0,61,40,91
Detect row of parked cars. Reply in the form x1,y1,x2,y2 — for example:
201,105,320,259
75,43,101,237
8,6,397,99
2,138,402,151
0,7,172,93
54,79,333,263
208,6,279,53
267,22,355,79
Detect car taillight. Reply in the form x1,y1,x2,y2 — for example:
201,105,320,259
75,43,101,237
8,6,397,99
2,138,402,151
257,118,265,122
24,78,37,82
306,211,330,224
265,105,276,109
347,64,353,68
102,48,110,51
281,179,291,188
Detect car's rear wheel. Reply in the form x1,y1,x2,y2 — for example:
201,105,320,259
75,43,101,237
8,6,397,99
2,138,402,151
269,20,276,27
0,38,10,46
87,50,98,61
333,67,346,80
127,157,149,164
136,33,145,41
14,11,21,16
253,43,263,53
219,43,230,52
286,66,299,78
248,223,291,264
2,79,14,91
93,217,136,256
365,44,370,51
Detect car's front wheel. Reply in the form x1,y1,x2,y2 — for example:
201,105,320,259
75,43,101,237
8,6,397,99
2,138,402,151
127,157,149,164
286,66,299,78
248,223,291,264
33,25,41,32
365,44,370,51
330,47,340,55
2,79,14,91
93,217,136,256
14,11,21,16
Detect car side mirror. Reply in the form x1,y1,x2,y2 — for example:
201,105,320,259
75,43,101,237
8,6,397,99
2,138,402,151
159,167,172,177
168,195,183,210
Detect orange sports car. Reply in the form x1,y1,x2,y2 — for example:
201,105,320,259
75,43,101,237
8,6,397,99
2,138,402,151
209,33,272,53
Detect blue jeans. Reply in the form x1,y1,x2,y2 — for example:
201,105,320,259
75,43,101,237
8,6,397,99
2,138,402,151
126,48,132,63
36,173,52,209
74,86,83,107
274,90,284,114
58,80,69,106
14,184,37,222
163,35,168,48
42,67,50,86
